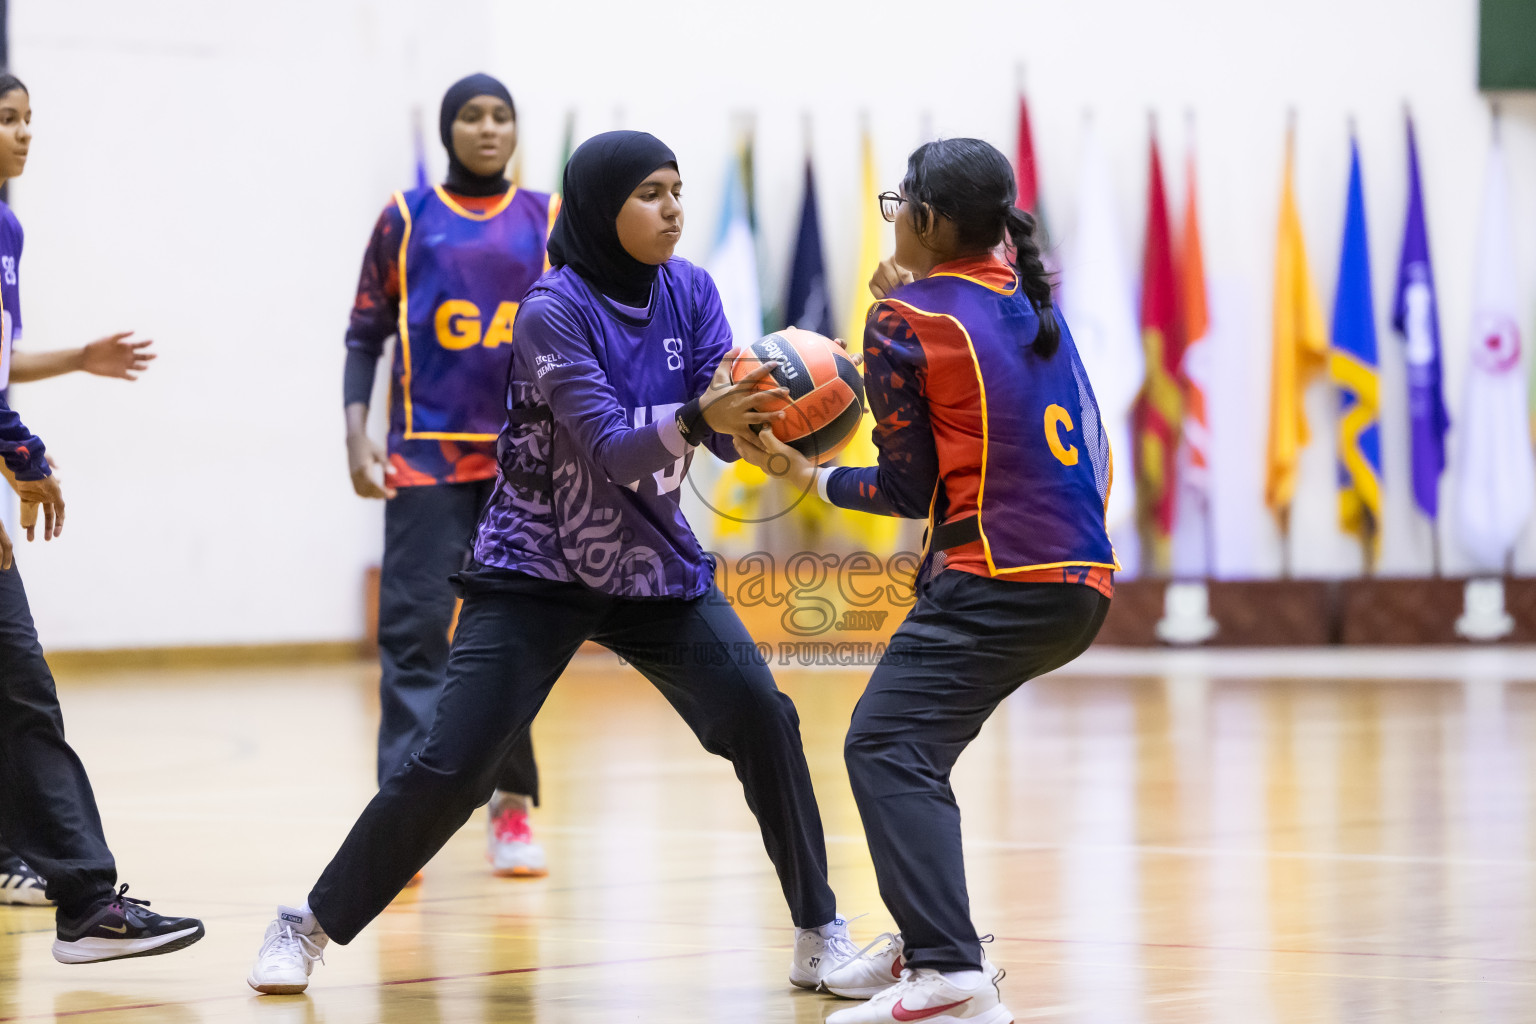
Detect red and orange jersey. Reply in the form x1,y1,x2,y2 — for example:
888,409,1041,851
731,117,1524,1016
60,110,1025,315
826,255,1116,596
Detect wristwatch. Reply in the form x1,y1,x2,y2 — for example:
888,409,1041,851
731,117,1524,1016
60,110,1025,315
675,396,709,447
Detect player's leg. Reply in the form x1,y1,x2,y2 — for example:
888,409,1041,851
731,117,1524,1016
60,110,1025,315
596,586,857,986
825,575,1108,1024
249,572,600,993
0,561,203,964
487,729,545,877
375,484,468,786
460,479,547,878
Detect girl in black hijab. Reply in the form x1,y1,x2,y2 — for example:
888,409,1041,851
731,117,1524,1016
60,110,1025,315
249,129,872,1003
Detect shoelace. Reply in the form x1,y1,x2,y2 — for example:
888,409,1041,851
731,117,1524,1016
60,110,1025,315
264,923,325,968
847,931,900,965
105,883,152,920
977,933,1006,992
820,913,871,963
493,809,533,844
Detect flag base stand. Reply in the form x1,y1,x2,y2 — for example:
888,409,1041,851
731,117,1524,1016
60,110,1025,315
1455,577,1515,641
1155,581,1219,645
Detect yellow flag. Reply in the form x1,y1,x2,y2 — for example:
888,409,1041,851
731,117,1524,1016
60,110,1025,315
827,124,901,553
1265,126,1328,513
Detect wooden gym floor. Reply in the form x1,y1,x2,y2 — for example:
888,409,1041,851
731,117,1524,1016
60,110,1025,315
2,646,1535,1023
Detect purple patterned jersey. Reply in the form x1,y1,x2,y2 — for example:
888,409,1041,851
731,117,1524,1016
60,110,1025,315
472,260,738,598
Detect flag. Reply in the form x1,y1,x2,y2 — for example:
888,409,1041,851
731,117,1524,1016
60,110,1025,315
1455,125,1535,570
1391,114,1449,520
1134,129,1183,571
830,124,900,554
1265,124,1328,514
700,139,767,548
1057,118,1143,561
1171,130,1213,577
554,110,575,191
411,108,429,192
783,159,835,339
1329,134,1383,548
1014,92,1040,215
781,154,837,539
1178,136,1212,504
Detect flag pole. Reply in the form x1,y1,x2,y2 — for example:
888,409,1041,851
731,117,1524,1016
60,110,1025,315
1431,517,1442,577
1280,506,1292,579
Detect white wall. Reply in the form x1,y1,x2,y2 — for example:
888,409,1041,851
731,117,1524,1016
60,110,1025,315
8,0,1535,648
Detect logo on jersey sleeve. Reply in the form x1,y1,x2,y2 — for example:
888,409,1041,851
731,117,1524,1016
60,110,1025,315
625,404,686,495
435,300,519,350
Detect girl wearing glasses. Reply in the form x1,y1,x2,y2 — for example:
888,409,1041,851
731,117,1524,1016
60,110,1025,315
736,137,1117,1024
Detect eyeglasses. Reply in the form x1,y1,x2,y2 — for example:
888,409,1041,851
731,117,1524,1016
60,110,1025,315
878,191,906,223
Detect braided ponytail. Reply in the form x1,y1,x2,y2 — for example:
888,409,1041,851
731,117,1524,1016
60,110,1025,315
1005,207,1059,357
900,139,1061,358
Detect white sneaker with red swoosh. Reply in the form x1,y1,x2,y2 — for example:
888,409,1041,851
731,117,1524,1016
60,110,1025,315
825,967,1013,1024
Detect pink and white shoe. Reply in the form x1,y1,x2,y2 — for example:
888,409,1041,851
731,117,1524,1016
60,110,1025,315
488,803,547,878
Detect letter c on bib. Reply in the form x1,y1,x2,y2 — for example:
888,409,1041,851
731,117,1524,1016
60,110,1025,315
435,300,482,350
1044,404,1079,466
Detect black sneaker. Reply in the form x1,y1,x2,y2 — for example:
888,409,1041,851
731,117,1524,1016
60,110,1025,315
52,884,204,964
0,855,53,906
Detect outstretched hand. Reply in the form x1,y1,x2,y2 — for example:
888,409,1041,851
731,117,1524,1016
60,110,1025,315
733,424,815,493
82,332,157,380
700,350,789,437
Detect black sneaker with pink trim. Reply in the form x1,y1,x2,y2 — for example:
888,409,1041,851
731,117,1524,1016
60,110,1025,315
52,884,204,964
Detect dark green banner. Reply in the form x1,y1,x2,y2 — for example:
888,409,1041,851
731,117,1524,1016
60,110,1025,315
1481,0,1536,90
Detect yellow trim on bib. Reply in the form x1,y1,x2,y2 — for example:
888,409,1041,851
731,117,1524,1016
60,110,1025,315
543,194,562,273
925,270,1019,297
432,184,519,221
396,188,525,442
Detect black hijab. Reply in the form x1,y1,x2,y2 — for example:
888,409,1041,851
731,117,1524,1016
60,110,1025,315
547,130,678,308
439,73,515,197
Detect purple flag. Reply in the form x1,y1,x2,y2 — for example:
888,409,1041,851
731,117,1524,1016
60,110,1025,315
1391,115,1450,519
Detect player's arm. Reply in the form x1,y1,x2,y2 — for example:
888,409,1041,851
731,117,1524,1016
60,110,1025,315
344,203,405,500
10,332,156,383
0,395,63,552
525,295,780,485
735,303,936,518
684,270,774,463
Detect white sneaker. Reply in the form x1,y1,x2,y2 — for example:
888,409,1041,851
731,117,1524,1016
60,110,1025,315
247,906,328,994
826,967,1012,1024
488,803,547,878
826,939,1002,1001
789,914,863,989
822,932,905,998
0,856,52,906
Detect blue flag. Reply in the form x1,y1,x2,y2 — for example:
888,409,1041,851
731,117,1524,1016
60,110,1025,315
782,159,834,337
1329,136,1383,544
1391,115,1450,520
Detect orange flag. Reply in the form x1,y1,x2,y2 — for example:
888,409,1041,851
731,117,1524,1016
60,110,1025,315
1179,141,1211,500
1265,124,1328,514
1134,128,1184,571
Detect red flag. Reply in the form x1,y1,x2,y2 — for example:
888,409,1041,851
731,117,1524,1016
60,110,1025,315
1014,93,1039,213
1134,129,1185,571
